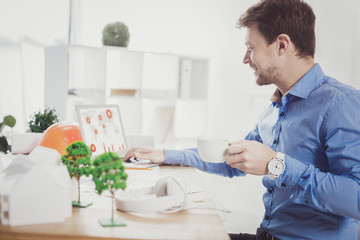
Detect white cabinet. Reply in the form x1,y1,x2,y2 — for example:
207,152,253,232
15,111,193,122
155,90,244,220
68,46,107,90
142,53,179,98
44,45,208,146
45,45,107,122
179,58,208,99
106,47,143,90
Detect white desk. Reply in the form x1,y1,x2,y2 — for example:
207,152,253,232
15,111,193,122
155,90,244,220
0,166,230,240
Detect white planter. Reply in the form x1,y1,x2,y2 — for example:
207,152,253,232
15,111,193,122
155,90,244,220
11,133,44,154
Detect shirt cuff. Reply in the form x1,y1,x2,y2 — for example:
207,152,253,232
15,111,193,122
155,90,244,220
164,149,185,165
275,154,308,192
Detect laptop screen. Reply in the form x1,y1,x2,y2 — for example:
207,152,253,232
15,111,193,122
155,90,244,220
76,105,128,158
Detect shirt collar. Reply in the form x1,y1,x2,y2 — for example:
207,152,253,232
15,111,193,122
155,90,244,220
289,63,326,99
270,63,326,104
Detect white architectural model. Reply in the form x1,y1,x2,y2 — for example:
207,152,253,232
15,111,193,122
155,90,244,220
0,146,72,226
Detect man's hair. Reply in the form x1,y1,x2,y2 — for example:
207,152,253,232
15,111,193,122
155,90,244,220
238,0,316,58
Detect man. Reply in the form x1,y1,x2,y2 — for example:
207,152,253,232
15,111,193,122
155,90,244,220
124,0,360,239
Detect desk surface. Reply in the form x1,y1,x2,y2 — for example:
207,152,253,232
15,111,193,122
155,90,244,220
0,166,230,240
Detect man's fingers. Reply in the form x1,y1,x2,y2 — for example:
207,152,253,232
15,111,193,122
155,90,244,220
124,147,140,161
229,139,248,146
134,152,149,160
229,162,244,171
123,152,133,161
228,143,247,154
226,154,243,165
123,147,144,161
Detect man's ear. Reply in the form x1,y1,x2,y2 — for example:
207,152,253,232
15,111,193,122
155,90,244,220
277,34,291,55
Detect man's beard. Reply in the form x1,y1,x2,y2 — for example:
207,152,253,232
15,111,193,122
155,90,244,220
256,65,280,86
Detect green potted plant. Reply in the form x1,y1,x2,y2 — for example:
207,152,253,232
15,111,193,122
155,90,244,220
61,140,93,207
11,107,59,154
102,21,130,47
0,115,16,154
28,107,59,133
92,152,127,227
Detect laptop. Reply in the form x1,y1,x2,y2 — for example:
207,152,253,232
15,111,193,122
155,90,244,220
76,104,159,168
76,105,128,158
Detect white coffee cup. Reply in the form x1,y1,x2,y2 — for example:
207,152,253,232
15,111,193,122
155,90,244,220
197,137,230,163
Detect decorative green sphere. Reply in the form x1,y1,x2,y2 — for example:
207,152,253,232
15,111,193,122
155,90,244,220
102,21,130,47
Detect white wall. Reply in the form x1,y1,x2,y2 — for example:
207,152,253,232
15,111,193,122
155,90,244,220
309,0,360,88
1,0,360,234
0,0,69,130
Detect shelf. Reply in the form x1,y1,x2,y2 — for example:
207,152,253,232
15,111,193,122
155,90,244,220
109,89,139,97
45,44,209,143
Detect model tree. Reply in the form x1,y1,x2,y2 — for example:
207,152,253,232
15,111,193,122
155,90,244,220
92,152,128,227
61,140,93,207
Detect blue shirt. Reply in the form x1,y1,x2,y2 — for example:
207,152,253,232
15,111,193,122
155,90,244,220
164,64,360,239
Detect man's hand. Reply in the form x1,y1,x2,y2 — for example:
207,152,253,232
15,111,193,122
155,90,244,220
226,140,276,175
123,147,165,164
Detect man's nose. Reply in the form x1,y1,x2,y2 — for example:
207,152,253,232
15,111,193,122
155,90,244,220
243,52,250,64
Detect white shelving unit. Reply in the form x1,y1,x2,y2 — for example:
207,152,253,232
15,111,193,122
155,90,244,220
44,44,209,146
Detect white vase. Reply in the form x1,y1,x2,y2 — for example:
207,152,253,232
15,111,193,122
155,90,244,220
11,133,44,154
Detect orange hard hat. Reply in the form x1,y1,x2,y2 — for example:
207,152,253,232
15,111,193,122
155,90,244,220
38,121,83,156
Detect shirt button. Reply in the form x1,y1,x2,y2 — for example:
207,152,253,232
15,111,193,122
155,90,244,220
273,139,277,144
265,215,270,220
280,112,285,117
281,183,286,187
268,189,272,193
305,200,309,204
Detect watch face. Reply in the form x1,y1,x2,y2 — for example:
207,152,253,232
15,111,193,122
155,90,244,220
268,159,284,175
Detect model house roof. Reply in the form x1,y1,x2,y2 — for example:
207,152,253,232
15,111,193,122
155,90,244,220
0,146,68,196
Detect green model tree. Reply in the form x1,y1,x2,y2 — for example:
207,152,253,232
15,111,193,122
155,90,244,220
92,152,128,227
61,140,93,207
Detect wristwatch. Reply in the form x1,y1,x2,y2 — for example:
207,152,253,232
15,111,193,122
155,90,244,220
268,152,285,180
